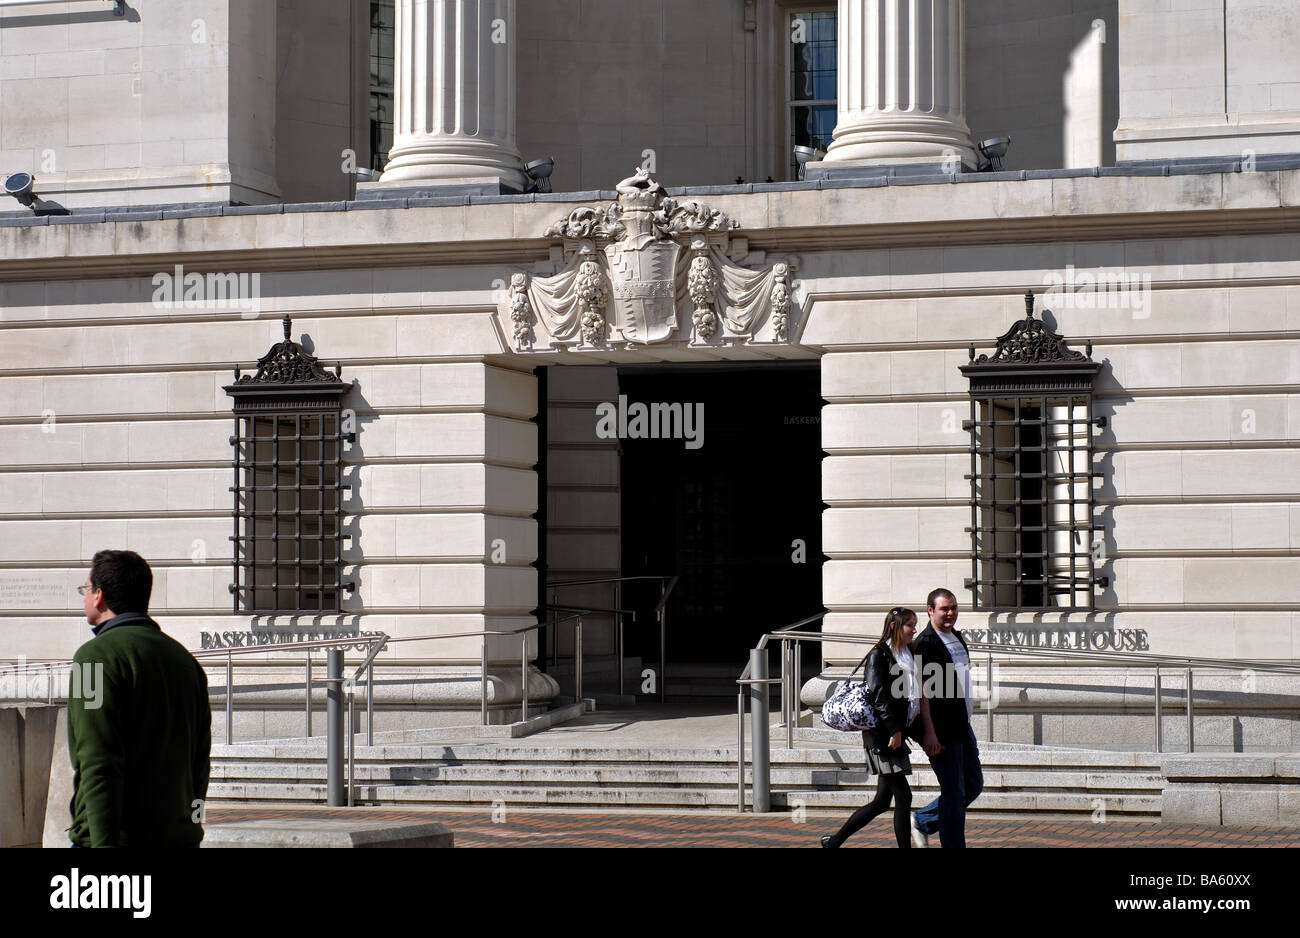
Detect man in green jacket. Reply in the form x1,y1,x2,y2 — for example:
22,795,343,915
68,549,211,847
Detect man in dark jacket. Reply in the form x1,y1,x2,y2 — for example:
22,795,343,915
69,550,210,847
910,587,983,848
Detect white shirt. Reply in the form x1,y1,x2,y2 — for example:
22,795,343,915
938,630,974,720
896,646,921,726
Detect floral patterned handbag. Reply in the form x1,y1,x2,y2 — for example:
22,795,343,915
820,651,878,732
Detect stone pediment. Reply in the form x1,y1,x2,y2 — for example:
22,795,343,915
501,169,797,351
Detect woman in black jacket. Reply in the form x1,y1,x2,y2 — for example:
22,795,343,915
821,606,922,848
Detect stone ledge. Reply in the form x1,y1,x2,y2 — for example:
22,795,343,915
202,818,452,848
1160,752,1300,828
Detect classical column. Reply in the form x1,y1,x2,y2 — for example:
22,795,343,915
822,0,976,168
379,0,528,190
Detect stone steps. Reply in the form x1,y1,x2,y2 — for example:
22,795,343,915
208,742,1164,816
209,760,1162,792
206,781,1160,814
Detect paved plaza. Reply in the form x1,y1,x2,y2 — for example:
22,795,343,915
205,806,1300,848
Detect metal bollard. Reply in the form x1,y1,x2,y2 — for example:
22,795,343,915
749,648,770,813
326,649,344,807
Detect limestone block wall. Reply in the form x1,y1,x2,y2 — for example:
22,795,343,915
965,0,1119,171
1116,0,1300,161
274,0,370,204
807,229,1300,740
543,366,621,674
515,0,750,191
513,0,1125,188
0,249,548,730
0,0,280,208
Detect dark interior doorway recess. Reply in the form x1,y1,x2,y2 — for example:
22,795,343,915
619,363,823,698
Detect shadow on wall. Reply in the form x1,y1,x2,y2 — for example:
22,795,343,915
966,0,1120,171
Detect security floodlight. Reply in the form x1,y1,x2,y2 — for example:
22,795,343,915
793,145,826,180
524,157,554,194
3,172,37,209
977,136,1012,172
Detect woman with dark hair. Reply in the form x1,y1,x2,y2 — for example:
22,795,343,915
821,606,925,848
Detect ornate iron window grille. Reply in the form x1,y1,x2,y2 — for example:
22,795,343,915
960,292,1107,611
224,316,355,615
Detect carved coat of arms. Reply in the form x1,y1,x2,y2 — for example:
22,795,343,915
501,168,797,351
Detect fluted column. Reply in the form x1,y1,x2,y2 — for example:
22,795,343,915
379,0,527,190
823,0,976,168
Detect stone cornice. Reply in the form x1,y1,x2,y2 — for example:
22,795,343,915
1,170,1298,282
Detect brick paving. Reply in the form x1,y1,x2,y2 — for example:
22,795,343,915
205,806,1300,847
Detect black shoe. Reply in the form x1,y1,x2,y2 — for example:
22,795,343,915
821,835,836,848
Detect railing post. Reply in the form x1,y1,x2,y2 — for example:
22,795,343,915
305,654,313,737
1153,665,1162,753
659,587,667,704
326,648,344,807
986,651,994,743
347,685,356,807
576,615,583,704
618,612,625,697
1186,667,1194,753
737,687,746,812
779,638,788,742
749,648,770,813
481,638,489,726
366,658,374,747
225,652,233,744
521,633,529,722
793,640,802,747
785,640,794,751
616,580,624,697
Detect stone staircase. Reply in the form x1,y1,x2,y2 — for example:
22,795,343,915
208,737,1165,817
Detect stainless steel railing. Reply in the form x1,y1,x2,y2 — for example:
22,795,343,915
547,574,677,700
2,622,575,808
735,615,1300,812
0,0,123,10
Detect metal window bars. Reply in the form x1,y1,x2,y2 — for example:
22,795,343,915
224,316,354,615
229,412,347,614
959,292,1106,611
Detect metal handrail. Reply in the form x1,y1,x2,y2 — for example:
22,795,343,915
0,0,123,10
735,614,1300,813
2,622,571,808
547,573,677,700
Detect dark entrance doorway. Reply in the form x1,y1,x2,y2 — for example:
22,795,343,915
619,363,823,699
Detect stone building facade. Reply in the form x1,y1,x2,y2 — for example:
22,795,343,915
1,0,1298,749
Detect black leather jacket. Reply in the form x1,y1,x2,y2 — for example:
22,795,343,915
864,643,917,752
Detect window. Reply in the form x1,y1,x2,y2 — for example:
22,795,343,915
370,0,395,172
787,8,837,179
225,317,354,614
960,293,1105,611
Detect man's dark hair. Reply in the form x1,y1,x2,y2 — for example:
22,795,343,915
926,587,957,610
90,550,152,615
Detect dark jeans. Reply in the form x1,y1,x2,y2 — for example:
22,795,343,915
825,770,913,848
913,723,983,848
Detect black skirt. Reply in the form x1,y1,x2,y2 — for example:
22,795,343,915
860,729,912,775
